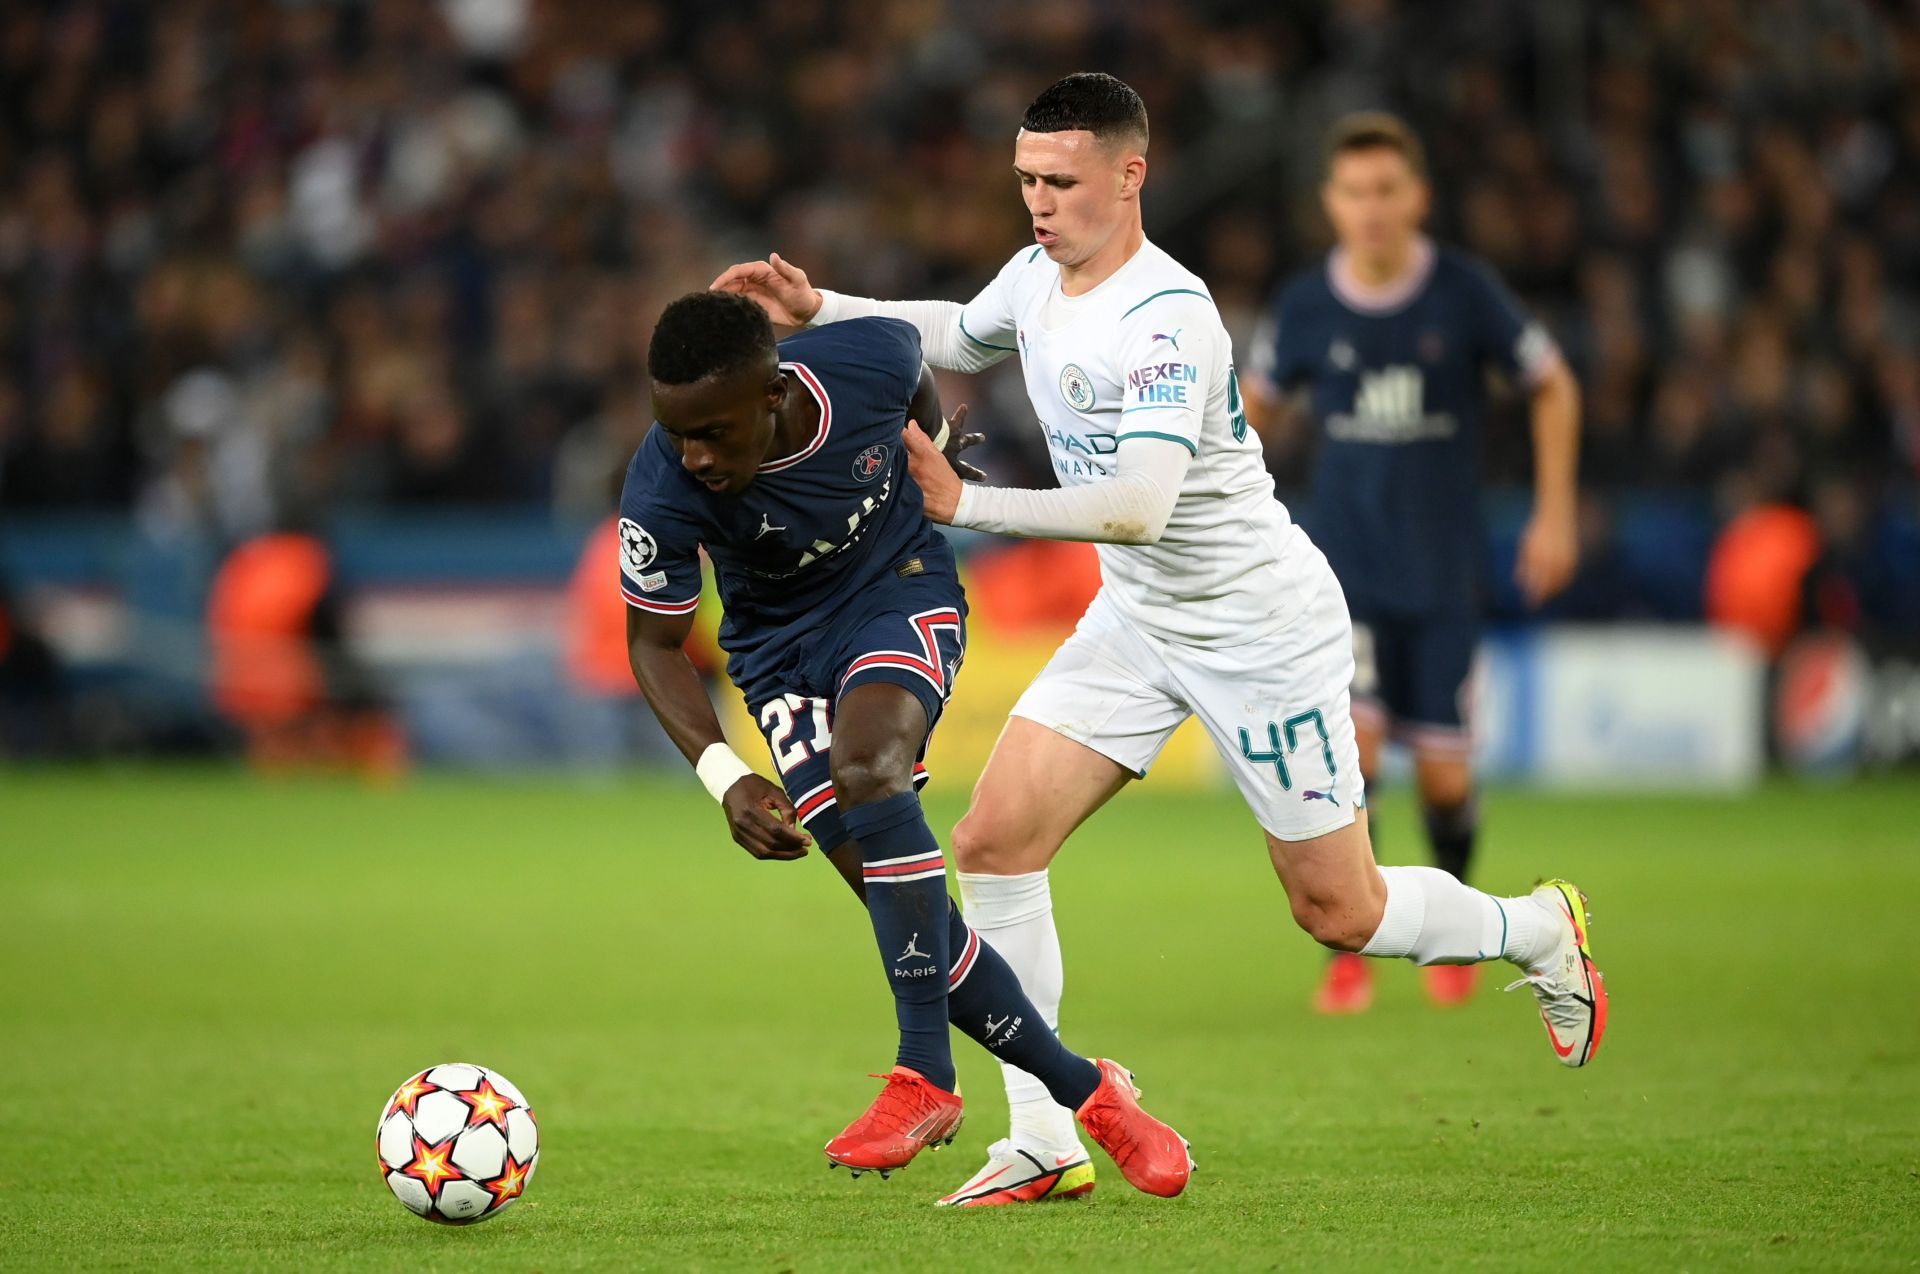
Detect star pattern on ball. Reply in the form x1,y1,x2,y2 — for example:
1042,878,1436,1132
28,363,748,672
387,1074,435,1120
483,1152,533,1206
455,1078,515,1132
401,1135,462,1196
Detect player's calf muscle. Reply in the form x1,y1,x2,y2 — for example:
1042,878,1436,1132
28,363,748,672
1288,891,1379,951
1269,824,1387,950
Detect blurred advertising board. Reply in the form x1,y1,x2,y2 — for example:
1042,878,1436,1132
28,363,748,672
1773,633,1920,777
1474,626,1766,790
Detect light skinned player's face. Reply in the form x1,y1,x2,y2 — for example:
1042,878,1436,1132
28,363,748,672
1322,146,1430,263
1013,128,1143,268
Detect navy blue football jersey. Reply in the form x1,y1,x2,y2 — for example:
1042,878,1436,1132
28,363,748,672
1254,240,1558,617
617,316,958,702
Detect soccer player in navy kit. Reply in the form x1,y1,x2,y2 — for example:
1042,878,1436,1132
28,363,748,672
1247,113,1582,1013
621,291,1190,1196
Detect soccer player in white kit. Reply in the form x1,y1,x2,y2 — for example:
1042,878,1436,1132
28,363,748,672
715,73,1609,1209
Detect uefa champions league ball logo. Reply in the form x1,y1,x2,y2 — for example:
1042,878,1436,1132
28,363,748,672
1059,364,1095,412
618,518,657,574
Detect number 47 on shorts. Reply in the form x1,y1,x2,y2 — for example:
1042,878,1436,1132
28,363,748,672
1237,709,1335,792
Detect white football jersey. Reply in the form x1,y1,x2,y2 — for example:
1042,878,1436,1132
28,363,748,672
960,238,1321,644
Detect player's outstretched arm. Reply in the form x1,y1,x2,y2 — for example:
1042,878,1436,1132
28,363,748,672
712,254,1011,374
625,606,810,861
903,425,1189,546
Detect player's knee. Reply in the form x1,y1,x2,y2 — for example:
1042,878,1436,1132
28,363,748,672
1288,885,1378,952
950,807,1038,874
1417,766,1474,813
829,749,913,810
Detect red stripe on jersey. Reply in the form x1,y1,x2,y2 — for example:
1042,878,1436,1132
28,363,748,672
839,608,963,695
757,362,832,473
622,586,698,614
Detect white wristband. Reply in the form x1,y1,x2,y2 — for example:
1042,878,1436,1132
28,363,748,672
695,742,754,803
930,416,951,451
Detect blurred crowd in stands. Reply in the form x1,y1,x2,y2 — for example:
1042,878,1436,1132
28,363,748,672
0,0,1916,632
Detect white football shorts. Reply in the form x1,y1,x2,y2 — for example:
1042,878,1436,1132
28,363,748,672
1010,557,1363,841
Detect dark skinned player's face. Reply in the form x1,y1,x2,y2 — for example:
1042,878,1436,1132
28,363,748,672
651,361,784,496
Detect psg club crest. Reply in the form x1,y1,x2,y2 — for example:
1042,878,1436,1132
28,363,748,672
852,444,889,482
1059,363,1096,412
618,518,657,574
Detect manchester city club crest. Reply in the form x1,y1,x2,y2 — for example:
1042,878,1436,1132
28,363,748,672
618,518,657,574
1059,363,1095,412
852,444,889,481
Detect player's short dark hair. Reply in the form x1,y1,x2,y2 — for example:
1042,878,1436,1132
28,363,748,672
647,291,777,386
1021,73,1149,152
1324,111,1428,181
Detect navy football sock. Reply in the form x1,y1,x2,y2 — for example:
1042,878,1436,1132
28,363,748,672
841,792,955,1092
945,901,1101,1112
1424,799,1478,882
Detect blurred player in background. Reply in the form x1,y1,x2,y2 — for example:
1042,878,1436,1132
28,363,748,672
1245,113,1582,1014
621,292,1191,1194
205,529,407,778
719,74,1605,1210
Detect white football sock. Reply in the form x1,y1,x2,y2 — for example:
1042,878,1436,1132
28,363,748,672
956,869,1082,1152
1360,866,1561,968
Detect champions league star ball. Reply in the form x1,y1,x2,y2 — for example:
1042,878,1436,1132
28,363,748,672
375,1063,539,1224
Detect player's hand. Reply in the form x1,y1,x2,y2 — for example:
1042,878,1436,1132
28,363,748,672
941,403,988,482
710,253,822,327
903,419,961,523
1516,505,1579,608
721,774,812,860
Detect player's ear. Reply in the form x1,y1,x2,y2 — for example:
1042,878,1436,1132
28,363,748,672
1119,152,1147,200
765,370,786,407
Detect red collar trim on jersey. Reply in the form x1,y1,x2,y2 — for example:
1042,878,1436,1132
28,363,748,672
1327,235,1436,315
758,362,832,473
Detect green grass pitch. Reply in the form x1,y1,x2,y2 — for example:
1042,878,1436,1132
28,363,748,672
3,769,1917,1271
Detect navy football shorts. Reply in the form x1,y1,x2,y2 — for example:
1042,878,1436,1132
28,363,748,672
1348,610,1478,751
746,592,966,854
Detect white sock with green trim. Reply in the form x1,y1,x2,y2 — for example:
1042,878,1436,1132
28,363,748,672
957,869,1083,1153
1361,866,1559,968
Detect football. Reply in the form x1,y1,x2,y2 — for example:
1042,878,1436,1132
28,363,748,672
374,1063,539,1224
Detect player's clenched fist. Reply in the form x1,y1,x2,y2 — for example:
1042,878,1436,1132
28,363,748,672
711,253,823,327
721,773,812,860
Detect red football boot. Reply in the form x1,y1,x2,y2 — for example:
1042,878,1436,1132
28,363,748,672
1423,962,1481,1007
1074,1059,1194,1198
824,1066,964,1176
1313,952,1374,1014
